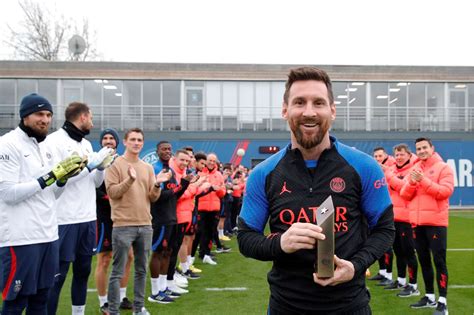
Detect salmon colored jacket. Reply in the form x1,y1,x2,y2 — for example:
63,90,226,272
170,158,197,224
400,153,454,227
231,181,245,198
383,155,396,167
384,155,414,223
198,167,225,211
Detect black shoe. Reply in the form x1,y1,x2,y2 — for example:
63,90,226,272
384,280,403,290
410,296,437,309
397,285,420,297
376,278,392,286
433,302,448,315
100,303,110,315
120,297,133,310
368,273,385,281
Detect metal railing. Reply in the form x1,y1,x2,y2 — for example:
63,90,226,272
1,104,473,132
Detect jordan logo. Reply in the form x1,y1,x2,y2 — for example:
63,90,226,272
279,181,292,195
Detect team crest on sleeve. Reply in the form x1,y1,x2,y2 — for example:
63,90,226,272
330,177,345,193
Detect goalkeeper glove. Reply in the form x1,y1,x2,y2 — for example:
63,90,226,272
87,147,114,171
37,154,84,189
97,153,117,171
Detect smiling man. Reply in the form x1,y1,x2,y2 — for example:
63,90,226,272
105,128,170,315
0,94,85,314
400,138,454,314
237,67,395,314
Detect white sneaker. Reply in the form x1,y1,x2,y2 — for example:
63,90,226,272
133,307,150,315
203,254,217,265
168,281,189,294
174,272,188,288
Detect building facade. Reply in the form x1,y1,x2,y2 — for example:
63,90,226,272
1,61,473,205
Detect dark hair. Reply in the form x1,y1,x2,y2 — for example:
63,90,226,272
373,146,386,153
65,102,90,122
223,163,232,171
283,67,334,104
124,128,144,140
194,152,207,162
415,137,433,147
183,146,194,153
157,140,170,149
393,143,411,154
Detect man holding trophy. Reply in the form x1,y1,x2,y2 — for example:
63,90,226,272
237,67,395,314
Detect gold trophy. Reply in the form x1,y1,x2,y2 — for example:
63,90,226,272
316,195,335,278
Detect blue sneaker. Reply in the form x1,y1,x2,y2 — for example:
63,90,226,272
164,287,181,298
148,291,174,304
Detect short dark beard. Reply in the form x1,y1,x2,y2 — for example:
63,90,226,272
290,119,329,150
19,120,48,142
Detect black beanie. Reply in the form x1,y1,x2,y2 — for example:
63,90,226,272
100,128,120,147
20,93,53,118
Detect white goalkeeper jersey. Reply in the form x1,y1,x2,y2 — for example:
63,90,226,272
0,127,58,246
46,128,104,225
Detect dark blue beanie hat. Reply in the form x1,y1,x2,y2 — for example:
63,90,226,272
20,93,53,118
100,128,120,148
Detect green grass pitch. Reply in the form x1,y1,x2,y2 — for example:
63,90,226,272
3,211,473,314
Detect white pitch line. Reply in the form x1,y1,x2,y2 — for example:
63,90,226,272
87,288,97,292
205,287,248,291
450,285,474,289
447,248,474,251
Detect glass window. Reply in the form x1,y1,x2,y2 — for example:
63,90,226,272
162,81,180,130
185,88,203,131
143,81,161,106
37,80,56,105
84,80,102,105
370,82,389,131
102,80,122,129
123,81,141,106
17,79,37,103
238,82,253,130
255,82,270,130
448,83,468,131
0,79,16,127
388,83,408,131
333,82,347,130
205,81,221,116
0,79,15,105
142,81,161,130
408,83,425,131
426,83,444,131
270,81,286,131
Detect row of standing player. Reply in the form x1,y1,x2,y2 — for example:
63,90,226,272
370,143,453,315
0,96,118,315
0,92,248,315
94,129,248,314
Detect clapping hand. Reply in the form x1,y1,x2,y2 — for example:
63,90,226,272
156,169,172,184
127,164,137,180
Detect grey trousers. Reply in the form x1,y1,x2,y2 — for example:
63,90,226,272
108,225,153,314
